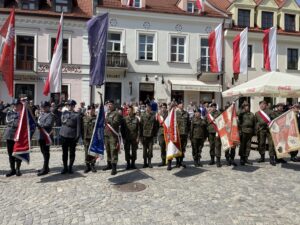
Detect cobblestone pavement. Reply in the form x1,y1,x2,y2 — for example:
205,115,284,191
0,143,300,225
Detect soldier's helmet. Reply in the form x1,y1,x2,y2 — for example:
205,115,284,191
66,99,77,106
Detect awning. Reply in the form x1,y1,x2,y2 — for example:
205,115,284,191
169,79,222,92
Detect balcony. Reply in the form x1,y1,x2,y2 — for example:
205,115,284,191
106,52,127,68
16,54,35,71
197,57,224,75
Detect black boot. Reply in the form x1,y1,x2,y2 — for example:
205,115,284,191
175,158,180,168
61,160,68,174
209,156,215,165
197,158,203,167
258,154,265,163
158,160,166,167
240,157,245,166
126,161,131,170
6,159,16,177
270,156,276,166
91,163,97,173
244,156,253,165
180,157,186,168
194,158,198,167
148,158,153,168
277,158,287,164
38,167,49,176
230,156,237,167
226,156,231,166
131,160,137,169
68,165,74,174
111,163,117,175
143,158,148,168
167,160,172,171
216,157,222,168
102,162,112,171
16,161,22,177
84,164,91,173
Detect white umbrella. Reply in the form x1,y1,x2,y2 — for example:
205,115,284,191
222,71,300,98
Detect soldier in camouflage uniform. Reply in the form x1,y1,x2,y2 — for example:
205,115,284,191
157,103,168,167
176,101,190,168
103,100,122,175
238,102,255,166
206,103,222,167
140,103,158,168
255,100,276,166
83,105,97,173
123,105,140,170
4,99,22,177
190,110,207,167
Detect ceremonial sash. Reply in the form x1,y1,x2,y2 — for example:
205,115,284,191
106,123,122,152
258,110,271,125
207,113,218,134
156,113,167,130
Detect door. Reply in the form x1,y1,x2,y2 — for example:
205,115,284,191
139,83,154,104
171,90,184,103
15,83,35,101
105,82,122,107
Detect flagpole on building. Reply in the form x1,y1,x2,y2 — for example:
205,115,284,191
60,12,63,103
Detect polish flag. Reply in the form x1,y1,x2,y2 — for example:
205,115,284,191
127,0,134,7
208,23,223,73
0,9,15,97
233,27,248,75
43,13,63,96
196,0,204,12
263,27,277,72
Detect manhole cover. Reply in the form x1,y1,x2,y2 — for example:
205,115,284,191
113,182,147,192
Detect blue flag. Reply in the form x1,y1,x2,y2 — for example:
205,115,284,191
88,103,105,157
87,13,109,86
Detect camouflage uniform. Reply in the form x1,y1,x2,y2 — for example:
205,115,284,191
157,111,168,166
83,114,97,170
176,109,190,167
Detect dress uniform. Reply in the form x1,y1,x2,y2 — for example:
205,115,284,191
157,103,168,167
238,103,255,166
140,103,158,168
60,99,82,174
37,101,54,176
4,99,22,177
190,110,207,167
176,101,190,168
255,100,276,166
82,105,97,173
103,100,122,175
123,106,140,170
206,103,222,167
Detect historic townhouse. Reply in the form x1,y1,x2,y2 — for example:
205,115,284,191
93,0,232,107
221,0,300,111
0,0,92,105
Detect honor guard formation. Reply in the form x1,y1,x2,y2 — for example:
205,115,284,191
1,98,300,177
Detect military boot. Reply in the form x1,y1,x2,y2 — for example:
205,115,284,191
180,157,186,168
6,160,16,177
270,156,276,166
230,158,237,167
131,160,137,169
225,156,231,166
175,158,180,168
38,166,49,176
258,154,265,163
148,158,153,168
167,160,172,171
143,158,148,168
216,157,222,168
68,165,74,174
84,164,91,173
111,163,117,175
126,161,131,170
16,161,22,177
240,157,246,166
197,158,203,167
209,156,215,165
244,156,253,165
102,162,112,171
91,163,97,173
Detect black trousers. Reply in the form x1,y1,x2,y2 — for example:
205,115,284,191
39,139,50,169
61,137,77,168
7,140,21,171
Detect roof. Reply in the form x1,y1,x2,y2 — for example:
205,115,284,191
98,0,230,18
0,0,93,20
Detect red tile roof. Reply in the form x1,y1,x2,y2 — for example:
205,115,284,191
98,0,230,18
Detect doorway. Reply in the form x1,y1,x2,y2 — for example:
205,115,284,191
139,83,154,104
105,82,122,107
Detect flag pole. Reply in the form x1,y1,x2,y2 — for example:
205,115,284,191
60,12,63,103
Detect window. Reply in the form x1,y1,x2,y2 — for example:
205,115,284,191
287,48,298,70
51,38,69,64
171,37,185,62
134,0,141,8
20,0,39,10
285,14,295,32
238,9,250,27
107,33,121,53
15,84,35,101
54,0,72,13
16,36,34,70
139,34,154,61
187,2,198,13
200,38,210,72
261,11,273,29
248,45,253,68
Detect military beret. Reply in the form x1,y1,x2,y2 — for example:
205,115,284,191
11,98,21,105
66,99,77,106
41,101,51,107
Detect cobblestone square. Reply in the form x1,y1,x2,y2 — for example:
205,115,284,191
0,144,300,225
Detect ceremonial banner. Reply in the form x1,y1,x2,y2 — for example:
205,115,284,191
164,108,181,160
208,23,222,73
269,110,300,158
233,27,248,75
88,103,105,157
214,104,240,151
0,9,15,96
263,27,277,72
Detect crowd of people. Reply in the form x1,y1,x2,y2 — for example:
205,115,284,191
2,97,300,177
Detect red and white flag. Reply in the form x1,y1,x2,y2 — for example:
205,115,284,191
263,27,277,72
208,23,223,73
164,108,181,161
233,27,248,75
196,0,204,12
126,0,134,7
0,9,15,97
214,104,240,151
43,13,63,96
